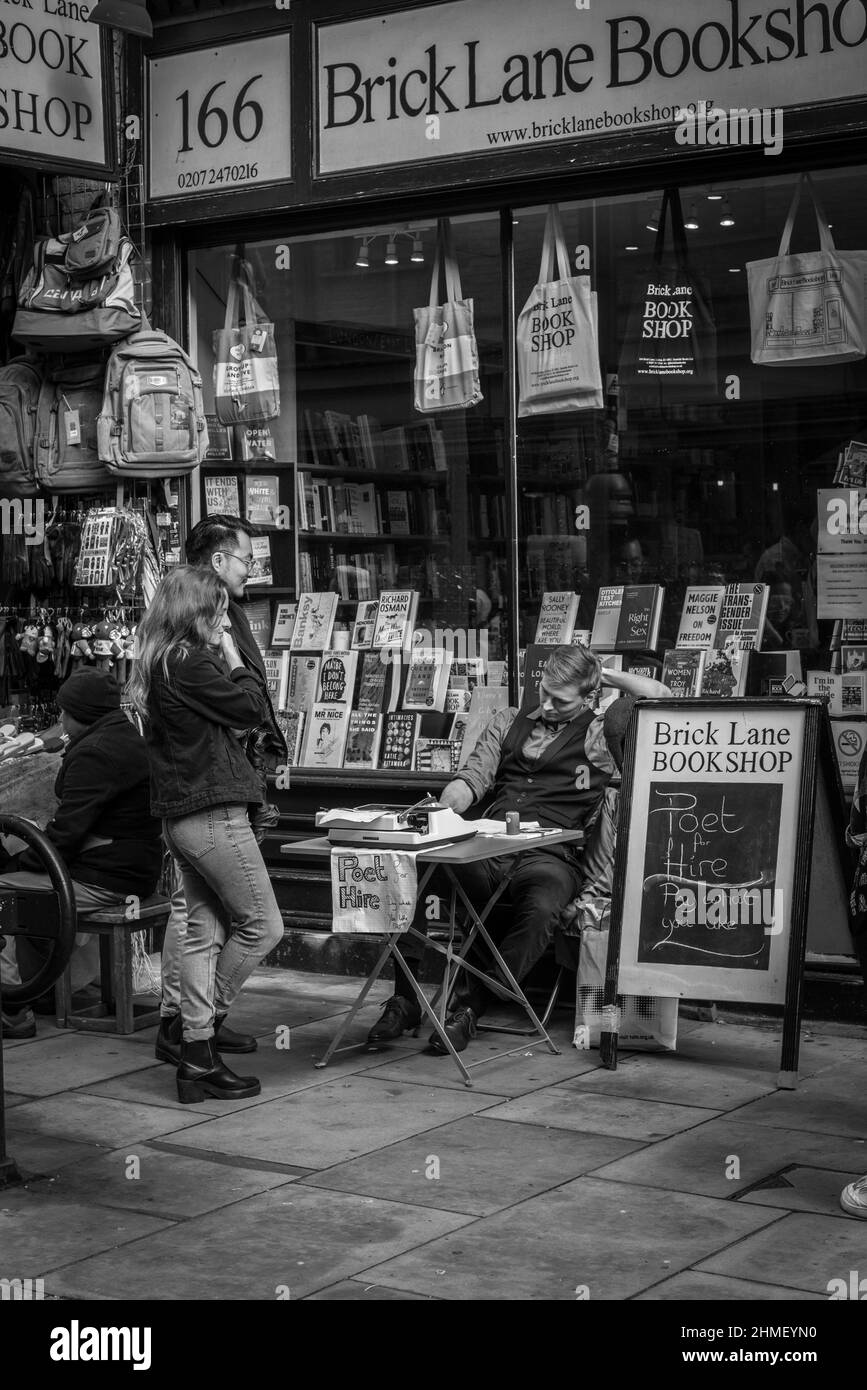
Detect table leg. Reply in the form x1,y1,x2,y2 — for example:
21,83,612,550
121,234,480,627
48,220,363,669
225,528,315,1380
314,936,398,1069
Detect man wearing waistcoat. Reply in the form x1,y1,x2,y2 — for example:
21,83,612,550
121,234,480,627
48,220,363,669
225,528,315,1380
367,645,669,1056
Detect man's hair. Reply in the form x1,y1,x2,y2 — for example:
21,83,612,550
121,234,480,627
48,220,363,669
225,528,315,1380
544,644,602,697
186,515,259,567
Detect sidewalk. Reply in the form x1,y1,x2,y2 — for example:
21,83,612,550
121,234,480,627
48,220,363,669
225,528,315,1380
2,968,866,1301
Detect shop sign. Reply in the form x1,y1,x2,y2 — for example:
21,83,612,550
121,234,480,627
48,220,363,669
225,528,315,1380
317,0,867,174
0,3,110,173
148,35,292,201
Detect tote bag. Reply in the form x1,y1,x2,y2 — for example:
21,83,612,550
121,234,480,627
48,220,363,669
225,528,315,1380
517,204,602,416
413,219,483,414
618,187,717,407
748,174,867,366
213,260,280,426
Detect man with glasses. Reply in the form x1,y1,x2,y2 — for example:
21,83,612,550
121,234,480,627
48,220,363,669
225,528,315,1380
153,515,287,1065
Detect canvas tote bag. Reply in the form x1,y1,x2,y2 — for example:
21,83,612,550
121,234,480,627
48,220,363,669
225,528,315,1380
748,174,867,366
619,187,717,407
517,203,602,416
213,259,280,426
413,218,483,414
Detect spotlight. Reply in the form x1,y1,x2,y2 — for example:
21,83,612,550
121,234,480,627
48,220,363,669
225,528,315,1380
706,190,723,201
355,242,369,268
684,203,700,231
625,245,639,251
385,240,398,265
410,236,424,263
719,197,735,227
646,208,661,232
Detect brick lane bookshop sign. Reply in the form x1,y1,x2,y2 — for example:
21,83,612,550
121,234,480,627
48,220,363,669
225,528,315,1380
0,0,111,174
148,34,292,201
316,0,867,173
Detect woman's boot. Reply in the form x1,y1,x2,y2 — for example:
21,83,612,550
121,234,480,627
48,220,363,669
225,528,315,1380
154,1011,182,1065
176,1037,261,1103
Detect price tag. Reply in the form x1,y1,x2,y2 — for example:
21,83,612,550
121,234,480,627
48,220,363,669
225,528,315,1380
64,410,81,446
148,35,292,201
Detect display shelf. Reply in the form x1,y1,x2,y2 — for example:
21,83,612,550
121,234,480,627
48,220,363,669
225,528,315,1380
300,532,450,545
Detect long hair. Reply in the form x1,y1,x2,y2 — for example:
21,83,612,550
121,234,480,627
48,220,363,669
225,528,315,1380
127,566,228,722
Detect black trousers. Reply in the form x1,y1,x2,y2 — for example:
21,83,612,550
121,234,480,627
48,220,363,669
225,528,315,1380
394,849,581,1014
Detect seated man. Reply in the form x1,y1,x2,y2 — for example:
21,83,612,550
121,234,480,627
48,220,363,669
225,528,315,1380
0,669,163,1039
367,645,669,1056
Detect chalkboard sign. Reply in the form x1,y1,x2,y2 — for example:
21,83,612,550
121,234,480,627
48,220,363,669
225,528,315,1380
602,699,824,1086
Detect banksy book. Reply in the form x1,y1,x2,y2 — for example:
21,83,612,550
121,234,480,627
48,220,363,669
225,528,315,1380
290,591,339,652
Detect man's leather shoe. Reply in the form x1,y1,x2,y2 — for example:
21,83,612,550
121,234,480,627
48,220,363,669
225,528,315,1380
428,1005,478,1055
367,995,421,1047
2,1008,37,1040
214,1012,258,1054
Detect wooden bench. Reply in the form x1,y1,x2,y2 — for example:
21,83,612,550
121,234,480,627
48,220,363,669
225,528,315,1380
55,895,171,1035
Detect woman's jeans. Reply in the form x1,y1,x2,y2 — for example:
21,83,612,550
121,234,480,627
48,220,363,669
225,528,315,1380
162,805,284,1043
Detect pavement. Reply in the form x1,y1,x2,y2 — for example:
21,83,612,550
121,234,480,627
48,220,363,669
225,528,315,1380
1,967,866,1302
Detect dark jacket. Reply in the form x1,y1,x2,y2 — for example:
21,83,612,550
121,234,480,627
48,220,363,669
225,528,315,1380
19,710,162,896
145,645,270,818
228,598,288,767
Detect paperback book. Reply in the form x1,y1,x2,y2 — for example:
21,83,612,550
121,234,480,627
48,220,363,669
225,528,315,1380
380,711,421,770
245,475,280,526
700,642,749,698
275,709,305,765
716,583,769,652
204,475,240,517
203,415,232,461
246,535,273,587
414,738,463,774
676,586,725,648
534,591,580,645
291,592,339,652
590,585,663,651
270,601,297,648
343,711,383,769
403,645,453,713
317,649,359,705
243,598,272,656
300,705,351,769
356,651,401,714
261,649,287,708
283,655,322,712
372,590,419,652
350,600,380,650
519,644,557,712
661,648,706,698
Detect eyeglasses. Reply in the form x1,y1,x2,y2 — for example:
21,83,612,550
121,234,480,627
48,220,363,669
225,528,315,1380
217,551,253,570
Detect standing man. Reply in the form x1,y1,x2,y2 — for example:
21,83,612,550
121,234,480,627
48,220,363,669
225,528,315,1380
153,515,287,1065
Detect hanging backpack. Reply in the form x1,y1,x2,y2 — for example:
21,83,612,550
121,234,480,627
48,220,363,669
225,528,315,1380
98,329,209,477
0,357,42,497
34,356,114,493
64,208,122,277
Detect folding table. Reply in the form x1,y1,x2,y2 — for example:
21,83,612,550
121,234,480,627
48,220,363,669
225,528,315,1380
280,828,583,1086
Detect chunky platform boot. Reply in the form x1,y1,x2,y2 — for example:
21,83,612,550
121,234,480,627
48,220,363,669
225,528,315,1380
214,1012,258,1053
154,1012,182,1065
176,1038,261,1104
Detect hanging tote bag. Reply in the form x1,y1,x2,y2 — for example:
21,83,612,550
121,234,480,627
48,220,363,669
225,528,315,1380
517,204,602,416
413,219,483,414
618,187,717,408
747,174,867,366
213,259,280,426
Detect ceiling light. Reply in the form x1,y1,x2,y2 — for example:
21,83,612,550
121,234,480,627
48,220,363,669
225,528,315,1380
646,208,661,232
684,203,700,231
707,190,724,201
355,242,369,268
410,236,425,263
728,267,741,273
625,245,639,251
719,197,735,227
385,240,398,265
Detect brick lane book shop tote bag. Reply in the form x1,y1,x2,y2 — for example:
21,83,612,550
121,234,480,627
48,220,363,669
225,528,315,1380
517,203,602,416
747,173,867,366
213,259,280,426
413,218,483,414
618,187,718,409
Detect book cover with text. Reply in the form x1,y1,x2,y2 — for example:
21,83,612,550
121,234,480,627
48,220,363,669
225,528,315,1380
380,711,421,770
534,591,580,646
343,711,383,769
271,601,297,648
317,649,359,705
372,590,419,652
350,599,380,649
661,648,706,698
300,705,350,769
290,592,339,652
245,475,280,526
676,586,725,648
715,584,769,652
284,655,322,712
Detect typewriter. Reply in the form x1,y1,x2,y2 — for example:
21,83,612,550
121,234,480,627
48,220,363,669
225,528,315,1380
315,797,476,848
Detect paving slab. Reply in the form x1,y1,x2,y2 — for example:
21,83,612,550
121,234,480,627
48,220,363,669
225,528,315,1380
696,1211,867,1295
302,1115,645,1215
734,1163,866,1218
360,1027,604,1097
3,1092,31,1108
7,1093,209,1148
2,1131,109,1179
482,1084,721,1140
25,1145,299,1220
0,1190,173,1277
358,1176,782,1300
1,1032,159,1097
306,1279,438,1300
656,1021,867,1080
564,1051,780,1110
730,1067,867,1140
151,1076,501,1169
633,1271,826,1300
47,1184,474,1301
590,1117,867,1199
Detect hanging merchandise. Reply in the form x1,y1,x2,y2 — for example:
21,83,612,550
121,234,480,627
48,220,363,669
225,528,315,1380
747,174,867,366
517,204,602,416
413,218,483,414
213,258,280,426
618,187,717,407
34,356,114,493
13,207,144,354
74,507,118,587
98,330,209,477
0,357,42,497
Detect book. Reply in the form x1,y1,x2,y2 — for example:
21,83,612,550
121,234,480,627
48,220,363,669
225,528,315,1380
350,599,380,649
271,601,297,648
372,590,419,652
204,475,240,517
356,650,400,714
842,645,867,672
833,439,867,488
414,737,463,774
246,535,273,587
245,475,280,526
807,670,866,717
676,586,725,648
519,644,557,712
449,711,471,749
487,660,508,689
449,657,486,695
283,655,322,712
386,491,412,535
590,585,663,651
290,592,339,652
317,649,359,705
716,584,769,652
699,643,749,698
261,649,285,707
380,711,421,770
534,591,580,645
243,598,272,655
203,414,232,461
342,710,383,769
445,688,472,714
235,423,276,461
661,648,706,698
299,704,351,769
275,709,305,765
458,686,510,766
403,645,453,713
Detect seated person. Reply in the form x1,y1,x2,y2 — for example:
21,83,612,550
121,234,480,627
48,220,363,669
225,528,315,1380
367,645,669,1056
0,669,163,1039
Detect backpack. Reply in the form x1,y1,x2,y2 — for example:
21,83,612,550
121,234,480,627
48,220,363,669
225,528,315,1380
13,230,142,353
64,208,122,277
0,357,41,497
98,330,210,477
34,357,114,493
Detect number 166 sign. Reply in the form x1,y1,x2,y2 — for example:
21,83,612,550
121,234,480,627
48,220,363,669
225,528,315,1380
148,36,292,201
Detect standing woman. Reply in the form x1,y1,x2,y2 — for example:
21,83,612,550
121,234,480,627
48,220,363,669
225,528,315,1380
128,566,283,1102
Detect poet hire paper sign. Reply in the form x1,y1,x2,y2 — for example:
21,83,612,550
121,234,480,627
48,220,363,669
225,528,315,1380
330,850,417,934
